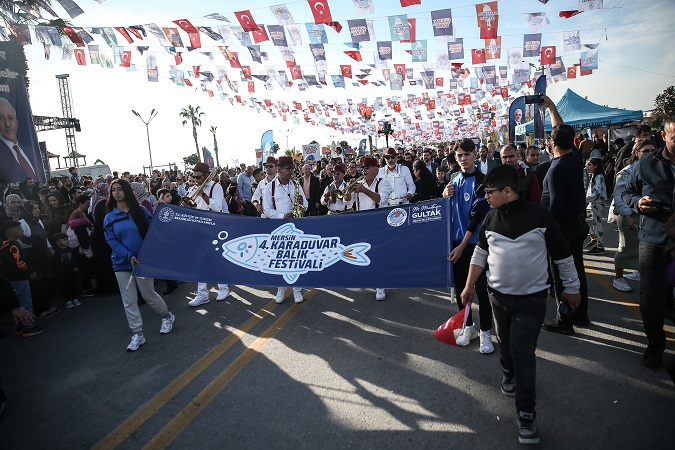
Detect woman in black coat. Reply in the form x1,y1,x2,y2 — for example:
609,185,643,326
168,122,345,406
411,160,440,202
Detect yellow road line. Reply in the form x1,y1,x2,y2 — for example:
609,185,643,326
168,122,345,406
94,298,281,450
142,289,318,450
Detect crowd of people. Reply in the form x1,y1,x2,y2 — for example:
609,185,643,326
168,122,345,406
1,98,673,443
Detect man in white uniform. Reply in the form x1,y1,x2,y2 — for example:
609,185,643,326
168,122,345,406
262,156,309,304
353,157,392,301
320,164,354,214
252,156,277,218
378,148,415,206
188,162,231,306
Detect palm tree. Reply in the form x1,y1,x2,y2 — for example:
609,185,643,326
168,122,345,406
179,105,205,160
209,125,220,168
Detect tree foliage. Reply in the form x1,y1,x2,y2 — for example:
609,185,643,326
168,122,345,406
182,153,200,167
179,105,205,159
652,86,675,127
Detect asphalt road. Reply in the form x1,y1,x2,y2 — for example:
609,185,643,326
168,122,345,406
1,221,674,449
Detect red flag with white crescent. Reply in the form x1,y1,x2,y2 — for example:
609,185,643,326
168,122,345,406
173,19,201,48
340,65,352,78
540,46,556,65
74,48,86,65
308,0,333,25
120,51,131,67
234,10,259,32
114,27,134,44
289,64,303,80
567,65,577,79
471,48,486,64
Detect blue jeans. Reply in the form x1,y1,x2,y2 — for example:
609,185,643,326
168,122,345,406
489,289,547,413
638,242,672,346
10,280,32,313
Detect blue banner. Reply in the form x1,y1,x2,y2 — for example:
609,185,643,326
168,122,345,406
261,130,274,158
135,200,453,288
509,96,526,144
202,147,214,169
533,75,547,141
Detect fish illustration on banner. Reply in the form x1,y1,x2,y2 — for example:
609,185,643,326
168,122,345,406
222,223,371,284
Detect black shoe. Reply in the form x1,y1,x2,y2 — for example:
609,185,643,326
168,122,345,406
542,317,575,335
80,289,96,298
501,371,516,397
584,239,597,249
19,325,45,338
572,315,591,327
643,342,666,368
517,411,540,445
586,246,605,254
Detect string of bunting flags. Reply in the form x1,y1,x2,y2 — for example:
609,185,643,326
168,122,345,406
0,0,609,143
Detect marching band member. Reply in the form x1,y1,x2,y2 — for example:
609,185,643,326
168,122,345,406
187,162,230,307
378,147,415,207
252,156,278,218
262,156,308,304
353,157,392,301
320,164,354,214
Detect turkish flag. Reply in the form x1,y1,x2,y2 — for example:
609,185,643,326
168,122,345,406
393,103,401,112
173,19,201,48
185,79,193,87
120,51,131,67
344,50,362,62
248,81,255,93
326,21,343,33
62,27,85,47
400,0,421,7
241,66,251,80
479,25,498,39
309,105,315,113
559,10,582,18
229,52,241,69
175,53,183,65
264,99,272,107
471,48,486,64
500,87,509,98
252,25,269,43
394,64,406,75
208,91,214,97
114,27,134,44
289,65,303,80
541,46,556,65
128,27,144,40
340,65,352,78
234,10,259,32
464,95,472,105
308,0,333,24
193,65,200,78
74,48,86,65
567,65,577,79
358,80,369,85
235,95,242,103
436,77,443,87
428,99,436,110
400,18,416,43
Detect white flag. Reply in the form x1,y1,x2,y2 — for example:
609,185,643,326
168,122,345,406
563,31,581,51
352,0,374,16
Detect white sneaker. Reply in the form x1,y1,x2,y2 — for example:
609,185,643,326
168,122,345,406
216,286,230,301
72,299,82,307
160,313,175,334
612,278,632,292
65,301,74,309
375,288,386,301
276,288,286,304
625,271,640,281
188,296,210,307
126,333,146,352
456,325,478,347
293,290,304,303
479,330,494,354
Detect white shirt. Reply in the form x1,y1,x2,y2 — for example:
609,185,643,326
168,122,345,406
252,175,276,218
190,180,225,213
262,178,308,219
355,177,392,211
479,159,490,175
378,164,415,202
320,180,354,212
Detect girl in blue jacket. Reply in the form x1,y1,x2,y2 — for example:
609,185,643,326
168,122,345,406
104,179,175,352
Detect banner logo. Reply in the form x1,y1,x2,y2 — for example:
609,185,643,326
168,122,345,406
220,223,371,284
387,208,407,227
158,207,175,223
411,203,442,224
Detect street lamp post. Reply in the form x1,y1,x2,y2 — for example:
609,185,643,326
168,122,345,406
132,109,158,173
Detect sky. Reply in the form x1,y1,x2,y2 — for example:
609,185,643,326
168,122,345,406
17,0,675,174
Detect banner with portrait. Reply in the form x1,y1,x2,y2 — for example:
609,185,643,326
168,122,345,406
508,96,526,144
533,75,547,142
0,42,46,184
134,200,453,288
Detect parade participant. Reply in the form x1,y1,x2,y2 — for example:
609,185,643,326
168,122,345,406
353,157,392,301
461,164,580,445
476,145,498,175
262,156,308,304
500,145,541,205
344,162,359,182
321,164,354,214
187,162,230,306
301,163,321,216
584,158,608,254
444,138,493,353
236,165,256,216
104,179,175,352
252,157,277,218
378,148,415,207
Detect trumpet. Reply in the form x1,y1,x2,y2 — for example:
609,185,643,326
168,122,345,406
180,169,218,208
336,175,364,199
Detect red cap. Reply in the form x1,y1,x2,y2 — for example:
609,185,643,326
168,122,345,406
384,147,397,157
193,162,210,174
264,156,277,165
277,156,294,166
362,157,379,168
333,164,345,173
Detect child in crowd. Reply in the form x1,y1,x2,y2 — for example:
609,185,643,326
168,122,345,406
0,221,44,337
155,188,172,205
584,157,607,254
51,232,81,309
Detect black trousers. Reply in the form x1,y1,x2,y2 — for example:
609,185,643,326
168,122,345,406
550,216,589,321
452,242,493,331
490,289,547,413
638,242,672,346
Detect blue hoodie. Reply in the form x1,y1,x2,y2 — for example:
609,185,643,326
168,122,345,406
450,169,489,244
103,207,152,272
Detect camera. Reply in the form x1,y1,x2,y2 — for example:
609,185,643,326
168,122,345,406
524,95,544,104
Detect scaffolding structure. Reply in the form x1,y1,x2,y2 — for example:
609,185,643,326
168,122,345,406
56,74,84,167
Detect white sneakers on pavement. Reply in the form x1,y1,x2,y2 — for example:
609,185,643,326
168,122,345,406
276,288,286,304
188,296,210,307
216,286,230,301
127,334,146,352
625,271,640,281
375,288,386,301
479,330,494,354
160,313,175,334
612,278,632,292
456,325,479,346
293,290,304,303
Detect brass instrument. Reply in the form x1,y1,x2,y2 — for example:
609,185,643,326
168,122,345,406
336,175,364,199
328,184,337,204
180,169,218,208
291,180,306,218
